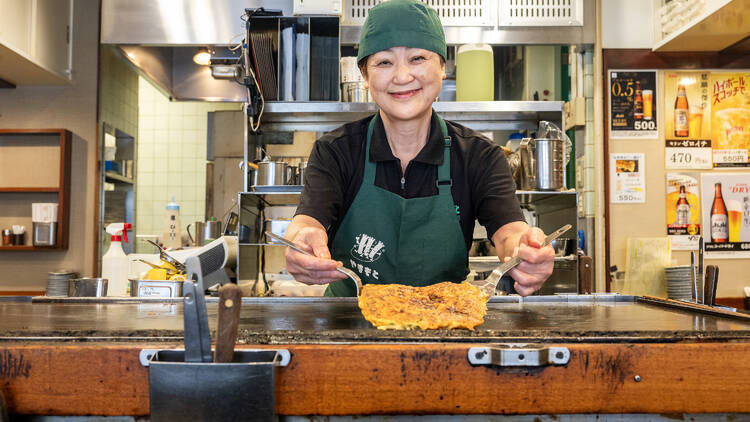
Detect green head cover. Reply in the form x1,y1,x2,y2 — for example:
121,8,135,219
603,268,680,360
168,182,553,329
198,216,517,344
357,0,446,63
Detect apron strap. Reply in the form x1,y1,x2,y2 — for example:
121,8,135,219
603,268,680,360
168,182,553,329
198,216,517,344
364,112,453,190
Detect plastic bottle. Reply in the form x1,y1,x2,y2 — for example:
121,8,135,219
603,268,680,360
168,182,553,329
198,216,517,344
162,197,182,249
456,44,494,101
103,222,132,296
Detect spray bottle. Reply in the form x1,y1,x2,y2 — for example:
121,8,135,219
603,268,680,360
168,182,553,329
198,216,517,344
103,222,132,296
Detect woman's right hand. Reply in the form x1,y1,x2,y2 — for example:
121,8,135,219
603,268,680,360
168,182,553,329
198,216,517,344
285,226,349,285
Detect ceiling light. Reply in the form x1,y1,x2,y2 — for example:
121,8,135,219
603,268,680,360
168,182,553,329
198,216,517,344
193,50,211,66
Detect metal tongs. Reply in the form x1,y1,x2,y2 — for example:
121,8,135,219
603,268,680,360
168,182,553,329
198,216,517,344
145,239,186,272
470,224,573,301
264,231,362,296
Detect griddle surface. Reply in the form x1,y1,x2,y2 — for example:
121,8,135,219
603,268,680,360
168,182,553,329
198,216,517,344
2,297,750,343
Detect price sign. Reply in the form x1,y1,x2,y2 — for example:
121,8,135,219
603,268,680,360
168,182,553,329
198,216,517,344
665,139,712,169
610,153,646,203
713,149,749,166
609,70,658,139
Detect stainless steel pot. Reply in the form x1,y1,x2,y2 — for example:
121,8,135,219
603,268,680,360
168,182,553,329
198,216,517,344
297,161,308,186
342,81,369,102
187,220,223,246
253,160,288,186
533,138,565,191
68,278,108,297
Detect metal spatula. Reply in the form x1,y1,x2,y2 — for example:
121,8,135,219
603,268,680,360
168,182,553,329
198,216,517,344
265,231,363,296
470,224,572,301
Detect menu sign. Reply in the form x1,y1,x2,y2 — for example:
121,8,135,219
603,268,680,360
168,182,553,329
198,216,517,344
609,70,658,139
610,153,646,203
666,173,700,250
701,173,750,258
709,72,750,168
664,71,713,169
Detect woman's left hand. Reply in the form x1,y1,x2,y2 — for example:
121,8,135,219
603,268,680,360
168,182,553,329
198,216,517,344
506,227,555,297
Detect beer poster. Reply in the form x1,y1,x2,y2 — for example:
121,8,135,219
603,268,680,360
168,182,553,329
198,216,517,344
664,71,713,169
700,173,750,258
608,70,658,139
610,153,646,203
709,72,750,168
666,173,700,250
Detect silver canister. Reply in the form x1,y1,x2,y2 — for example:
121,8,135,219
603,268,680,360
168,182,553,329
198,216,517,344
298,161,308,186
341,81,369,102
33,222,56,246
253,160,288,186
533,138,566,191
68,278,108,297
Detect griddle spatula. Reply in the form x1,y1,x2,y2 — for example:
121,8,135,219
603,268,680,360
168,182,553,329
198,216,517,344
471,224,572,301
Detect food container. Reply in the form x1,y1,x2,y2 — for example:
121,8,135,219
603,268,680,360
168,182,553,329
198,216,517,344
253,160,289,186
33,222,56,246
130,279,184,298
68,278,108,297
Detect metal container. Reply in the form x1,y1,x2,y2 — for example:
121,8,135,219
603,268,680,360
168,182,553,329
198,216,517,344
342,81,369,102
533,138,565,191
550,238,574,257
33,222,56,246
146,349,287,422
129,279,183,298
68,278,108,297
253,160,288,186
298,161,308,186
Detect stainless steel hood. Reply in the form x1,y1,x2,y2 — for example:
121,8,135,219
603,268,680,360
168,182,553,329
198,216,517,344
102,0,595,101
102,0,595,46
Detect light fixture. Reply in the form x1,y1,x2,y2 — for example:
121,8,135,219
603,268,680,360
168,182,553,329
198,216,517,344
193,50,211,66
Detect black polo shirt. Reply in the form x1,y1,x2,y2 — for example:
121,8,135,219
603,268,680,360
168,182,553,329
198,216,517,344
296,111,524,252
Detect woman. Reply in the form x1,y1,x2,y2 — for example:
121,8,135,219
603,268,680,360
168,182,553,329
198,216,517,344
284,0,555,297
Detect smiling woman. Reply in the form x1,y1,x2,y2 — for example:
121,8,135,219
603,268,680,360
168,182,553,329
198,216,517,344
283,0,556,297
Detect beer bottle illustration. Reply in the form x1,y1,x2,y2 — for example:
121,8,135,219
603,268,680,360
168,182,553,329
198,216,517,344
710,183,728,243
674,84,689,137
676,185,690,225
633,81,644,120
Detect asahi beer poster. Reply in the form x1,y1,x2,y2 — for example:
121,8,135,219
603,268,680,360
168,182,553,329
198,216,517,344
610,153,646,203
666,173,700,250
664,71,712,169
709,72,750,168
609,70,658,139
701,173,750,258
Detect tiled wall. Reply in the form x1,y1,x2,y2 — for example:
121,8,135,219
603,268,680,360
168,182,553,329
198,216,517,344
136,77,241,251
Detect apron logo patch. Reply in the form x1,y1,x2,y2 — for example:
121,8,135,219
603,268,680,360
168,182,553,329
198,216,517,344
351,233,385,263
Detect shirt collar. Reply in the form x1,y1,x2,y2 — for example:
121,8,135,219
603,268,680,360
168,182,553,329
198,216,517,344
369,110,446,165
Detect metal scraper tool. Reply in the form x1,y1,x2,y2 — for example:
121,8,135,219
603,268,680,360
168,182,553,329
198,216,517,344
471,224,572,301
265,231,362,296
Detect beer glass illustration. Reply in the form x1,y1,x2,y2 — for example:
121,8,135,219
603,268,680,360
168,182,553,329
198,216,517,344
642,89,653,120
728,199,743,243
689,105,703,138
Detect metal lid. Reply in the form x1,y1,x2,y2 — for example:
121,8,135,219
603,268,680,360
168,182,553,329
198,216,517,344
49,270,77,276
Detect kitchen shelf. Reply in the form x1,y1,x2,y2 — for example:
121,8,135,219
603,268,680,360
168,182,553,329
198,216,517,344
0,187,59,192
0,129,72,250
104,171,134,184
0,245,61,251
653,0,749,52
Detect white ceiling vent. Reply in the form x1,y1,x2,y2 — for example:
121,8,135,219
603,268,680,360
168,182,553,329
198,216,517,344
343,0,494,27
499,0,583,27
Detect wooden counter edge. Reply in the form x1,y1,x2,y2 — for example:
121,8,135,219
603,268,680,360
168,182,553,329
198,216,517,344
1,342,750,416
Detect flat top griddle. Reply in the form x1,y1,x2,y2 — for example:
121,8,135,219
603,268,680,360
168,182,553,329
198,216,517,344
3,295,750,343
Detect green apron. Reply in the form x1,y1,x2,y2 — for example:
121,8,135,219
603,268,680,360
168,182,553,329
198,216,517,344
325,113,467,297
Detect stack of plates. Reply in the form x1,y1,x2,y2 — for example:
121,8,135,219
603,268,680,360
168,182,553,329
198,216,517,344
664,265,694,301
46,270,77,296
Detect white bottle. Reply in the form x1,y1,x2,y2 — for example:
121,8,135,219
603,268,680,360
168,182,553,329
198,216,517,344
162,197,182,249
103,222,132,296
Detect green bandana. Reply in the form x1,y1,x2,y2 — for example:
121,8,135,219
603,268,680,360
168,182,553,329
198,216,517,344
357,0,446,63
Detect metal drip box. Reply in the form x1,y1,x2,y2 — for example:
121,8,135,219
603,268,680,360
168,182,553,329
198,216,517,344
141,348,291,422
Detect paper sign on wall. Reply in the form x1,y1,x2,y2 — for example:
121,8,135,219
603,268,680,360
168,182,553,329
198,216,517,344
609,70,658,139
666,173,700,250
664,71,713,170
709,72,750,168
610,153,646,203
701,172,750,258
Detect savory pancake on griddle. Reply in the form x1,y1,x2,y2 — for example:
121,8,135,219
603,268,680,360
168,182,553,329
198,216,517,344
358,282,487,330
